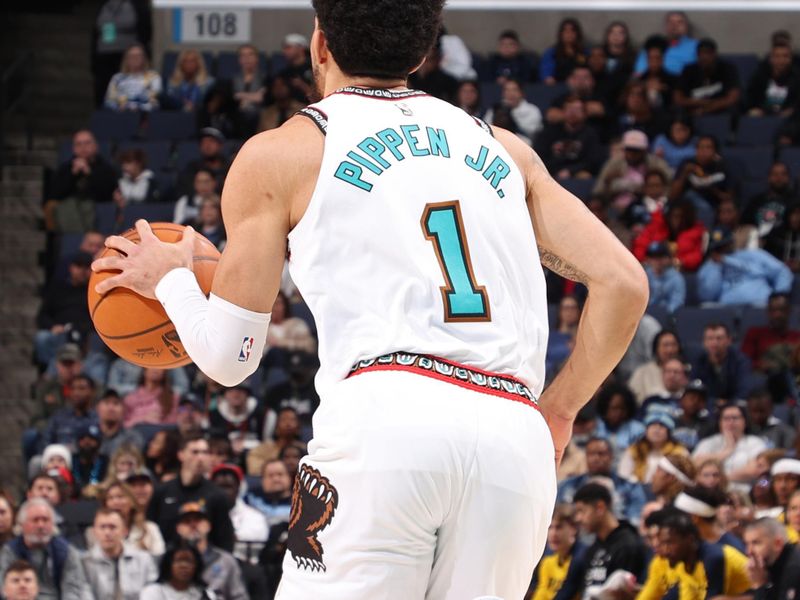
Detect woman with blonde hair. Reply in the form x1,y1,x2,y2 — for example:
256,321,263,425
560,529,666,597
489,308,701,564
618,412,688,484
695,458,729,491
97,445,145,492
123,368,178,428
104,43,161,111
165,49,214,112
87,481,165,556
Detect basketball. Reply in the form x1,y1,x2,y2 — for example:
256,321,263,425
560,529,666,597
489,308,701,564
87,222,221,368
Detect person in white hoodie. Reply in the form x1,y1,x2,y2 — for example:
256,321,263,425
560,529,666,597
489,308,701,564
484,78,543,145
113,148,158,208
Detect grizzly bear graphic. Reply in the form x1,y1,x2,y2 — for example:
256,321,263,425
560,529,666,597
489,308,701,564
287,464,339,572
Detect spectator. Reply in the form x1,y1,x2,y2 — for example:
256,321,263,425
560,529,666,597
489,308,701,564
231,44,266,136
147,433,234,551
744,517,800,600
695,457,729,491
46,130,118,233
140,542,208,600
25,475,62,510
621,169,669,234
197,82,240,141
747,42,800,117
209,384,269,459
557,437,647,525
617,313,664,384
278,33,313,103
644,240,686,314
71,424,108,496
175,395,207,438
144,429,181,481
593,130,672,213
675,486,747,550
546,66,606,127
174,169,218,230
175,128,229,201
634,11,698,76
616,81,669,142
278,442,306,477
0,499,90,600
438,27,477,82
107,359,190,399
716,197,759,250
530,504,583,600
104,43,161,112
409,41,459,104
745,162,797,240
657,508,750,595
743,294,800,374
603,21,636,86
586,46,618,109
174,502,248,600
208,437,234,471
693,404,767,487
554,483,647,600
484,79,543,145
595,384,645,453
619,411,689,484
123,368,178,428
534,96,604,180
787,489,800,541
43,374,97,451
698,226,794,307
747,389,796,449
264,350,319,434
34,253,93,369
628,330,682,405
113,148,158,208
637,35,680,111
2,560,38,600
96,390,144,457
487,30,534,84
771,459,800,514
96,481,164,556
652,114,697,171
81,508,157,600
454,80,482,118
674,38,741,117
633,195,707,273
545,295,581,377
125,469,156,514
0,493,15,549
651,455,696,504
257,75,304,133
693,323,754,402
164,49,214,112
186,196,226,251
100,445,145,489
640,356,690,419
673,381,713,451
41,445,71,474
540,18,588,85
670,135,734,229
30,347,85,447
244,459,292,527
210,464,268,566
765,201,800,272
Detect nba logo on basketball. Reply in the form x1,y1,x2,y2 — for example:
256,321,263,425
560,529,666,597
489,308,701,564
238,337,254,362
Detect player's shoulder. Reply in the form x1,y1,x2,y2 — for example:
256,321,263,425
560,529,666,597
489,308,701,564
491,126,549,188
233,114,324,178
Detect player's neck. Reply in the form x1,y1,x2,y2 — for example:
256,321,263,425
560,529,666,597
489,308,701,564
323,72,408,97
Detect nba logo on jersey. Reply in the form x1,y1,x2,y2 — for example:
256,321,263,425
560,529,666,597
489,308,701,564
238,337,254,362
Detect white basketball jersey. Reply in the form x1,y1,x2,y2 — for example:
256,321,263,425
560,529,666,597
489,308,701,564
288,87,549,397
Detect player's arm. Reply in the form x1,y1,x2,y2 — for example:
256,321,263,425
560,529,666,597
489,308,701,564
92,123,312,386
494,128,649,458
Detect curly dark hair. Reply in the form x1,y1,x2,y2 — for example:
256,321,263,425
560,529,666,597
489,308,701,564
312,0,446,79
157,540,206,587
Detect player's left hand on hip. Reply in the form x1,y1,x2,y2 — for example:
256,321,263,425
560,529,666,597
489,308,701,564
542,409,574,468
92,219,195,299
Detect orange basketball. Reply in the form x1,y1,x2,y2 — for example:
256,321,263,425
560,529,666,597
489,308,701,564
87,222,221,368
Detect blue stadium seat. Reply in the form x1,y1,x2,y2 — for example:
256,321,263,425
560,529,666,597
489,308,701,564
89,110,140,141
694,114,732,144
646,304,674,329
269,52,288,77
143,111,197,141
561,178,595,202
721,53,760,88
683,273,700,307
739,305,768,336
740,180,766,206
53,233,85,282
154,170,178,203
471,51,489,81
291,300,317,336
174,140,202,171
722,146,773,182
736,116,783,146
778,146,800,178
548,303,558,330
114,140,172,172
95,203,121,235
480,81,501,110
224,139,245,158
674,306,741,345
525,83,567,111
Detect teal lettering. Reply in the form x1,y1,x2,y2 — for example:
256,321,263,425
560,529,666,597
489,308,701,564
347,151,383,175
465,146,489,171
357,137,391,169
376,128,405,161
484,156,511,190
400,125,430,157
334,161,373,192
426,127,450,158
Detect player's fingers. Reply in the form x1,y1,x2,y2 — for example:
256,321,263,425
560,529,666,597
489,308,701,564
91,255,127,273
94,273,130,295
180,225,196,251
135,219,157,243
104,235,138,255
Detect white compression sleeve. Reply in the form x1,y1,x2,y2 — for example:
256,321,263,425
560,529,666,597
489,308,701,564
154,268,270,386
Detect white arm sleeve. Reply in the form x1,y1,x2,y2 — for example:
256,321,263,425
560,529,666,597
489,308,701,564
155,267,270,387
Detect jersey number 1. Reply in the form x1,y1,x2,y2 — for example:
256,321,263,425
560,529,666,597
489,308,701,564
422,201,491,322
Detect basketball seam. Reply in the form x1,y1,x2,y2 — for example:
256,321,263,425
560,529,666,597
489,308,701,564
97,319,173,340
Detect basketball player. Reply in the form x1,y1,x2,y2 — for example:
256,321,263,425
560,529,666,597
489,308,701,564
93,1,647,597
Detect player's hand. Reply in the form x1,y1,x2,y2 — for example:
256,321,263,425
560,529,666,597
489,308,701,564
542,408,574,467
92,220,195,299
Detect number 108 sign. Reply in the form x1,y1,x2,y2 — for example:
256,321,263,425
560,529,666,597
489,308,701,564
174,8,252,43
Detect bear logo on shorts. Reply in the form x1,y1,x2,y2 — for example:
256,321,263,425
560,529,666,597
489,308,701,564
287,464,339,572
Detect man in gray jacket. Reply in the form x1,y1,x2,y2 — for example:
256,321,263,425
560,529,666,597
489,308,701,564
0,498,90,600
81,508,157,600
176,502,248,600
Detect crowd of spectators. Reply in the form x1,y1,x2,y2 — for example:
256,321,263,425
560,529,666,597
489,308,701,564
13,5,800,600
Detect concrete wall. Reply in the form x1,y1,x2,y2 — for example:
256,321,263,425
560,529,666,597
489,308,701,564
153,8,800,67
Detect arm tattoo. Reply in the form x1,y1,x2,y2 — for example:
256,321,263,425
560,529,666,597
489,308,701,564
538,245,589,285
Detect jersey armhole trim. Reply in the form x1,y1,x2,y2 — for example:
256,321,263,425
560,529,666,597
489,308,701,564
296,106,329,136
472,116,494,138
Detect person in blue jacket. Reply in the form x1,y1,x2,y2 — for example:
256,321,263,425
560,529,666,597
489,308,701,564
634,12,698,76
